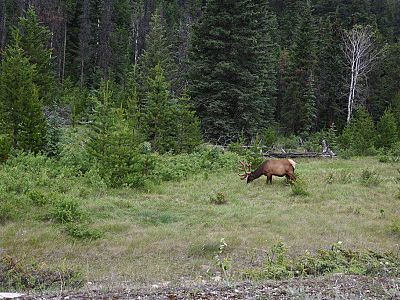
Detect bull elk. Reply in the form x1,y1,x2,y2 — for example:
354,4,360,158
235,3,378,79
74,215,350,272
240,159,296,184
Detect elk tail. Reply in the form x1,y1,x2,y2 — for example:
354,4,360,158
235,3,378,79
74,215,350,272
288,159,296,170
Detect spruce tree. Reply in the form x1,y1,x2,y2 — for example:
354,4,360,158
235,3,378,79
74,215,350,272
376,108,398,150
0,39,46,153
142,64,177,153
281,2,317,134
10,7,56,105
189,0,278,142
138,9,176,101
175,88,202,153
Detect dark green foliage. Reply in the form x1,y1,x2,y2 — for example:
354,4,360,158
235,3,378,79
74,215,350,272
339,108,377,155
10,7,56,105
376,109,398,150
138,9,176,95
243,241,400,280
0,41,47,153
141,64,177,153
0,254,83,292
189,0,278,142
281,2,317,134
87,81,154,187
174,89,202,153
0,134,12,163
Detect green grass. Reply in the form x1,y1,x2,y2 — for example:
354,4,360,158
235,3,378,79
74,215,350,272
1,156,400,289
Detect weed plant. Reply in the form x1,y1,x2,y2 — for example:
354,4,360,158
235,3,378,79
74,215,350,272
210,192,228,205
0,253,83,292
360,169,381,187
290,178,310,197
243,242,400,280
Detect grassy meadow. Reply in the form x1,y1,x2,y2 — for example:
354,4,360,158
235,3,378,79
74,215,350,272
1,155,400,290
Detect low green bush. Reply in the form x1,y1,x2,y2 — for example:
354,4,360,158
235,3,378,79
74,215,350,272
290,178,309,197
359,169,381,187
210,192,228,205
65,223,104,240
0,253,82,291
51,197,83,224
243,242,400,280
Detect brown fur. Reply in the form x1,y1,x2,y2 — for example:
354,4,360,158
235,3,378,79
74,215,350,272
246,159,296,184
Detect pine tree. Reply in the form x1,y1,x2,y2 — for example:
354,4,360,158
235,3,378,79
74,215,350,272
175,88,202,153
316,15,347,129
189,0,278,142
376,108,398,150
0,39,47,153
87,80,151,187
340,108,377,155
10,7,56,105
138,9,176,101
281,2,317,134
142,64,177,153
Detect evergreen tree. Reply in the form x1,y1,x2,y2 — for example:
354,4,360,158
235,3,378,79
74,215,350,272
281,2,317,134
142,64,177,153
189,0,278,142
0,39,47,153
10,7,56,105
175,88,202,153
138,9,175,101
340,108,377,155
376,108,398,150
87,80,151,187
316,15,346,129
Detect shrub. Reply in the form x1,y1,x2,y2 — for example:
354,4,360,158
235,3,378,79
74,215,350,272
0,134,12,163
242,242,400,280
58,126,93,174
210,192,228,205
65,223,103,240
51,197,83,224
376,109,398,150
359,169,380,187
391,220,400,236
339,108,377,156
291,178,309,197
0,253,83,291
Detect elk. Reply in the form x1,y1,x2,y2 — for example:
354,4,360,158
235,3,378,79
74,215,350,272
240,159,296,184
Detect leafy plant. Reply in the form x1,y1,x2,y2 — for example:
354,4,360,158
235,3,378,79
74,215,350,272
214,238,232,280
359,169,380,187
65,223,103,240
210,192,228,205
243,242,400,280
51,197,83,224
0,253,82,291
291,178,310,197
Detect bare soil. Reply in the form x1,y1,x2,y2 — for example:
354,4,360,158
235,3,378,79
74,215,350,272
21,275,400,299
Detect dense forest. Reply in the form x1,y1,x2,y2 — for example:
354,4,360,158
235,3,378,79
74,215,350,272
0,0,399,178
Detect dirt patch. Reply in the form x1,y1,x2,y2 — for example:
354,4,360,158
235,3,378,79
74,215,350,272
21,275,400,299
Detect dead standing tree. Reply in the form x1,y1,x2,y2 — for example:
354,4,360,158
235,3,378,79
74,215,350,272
343,25,383,124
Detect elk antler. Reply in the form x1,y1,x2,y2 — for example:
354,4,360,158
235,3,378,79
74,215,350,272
239,161,252,180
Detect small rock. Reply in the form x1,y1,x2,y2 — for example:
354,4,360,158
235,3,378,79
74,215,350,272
0,293,25,299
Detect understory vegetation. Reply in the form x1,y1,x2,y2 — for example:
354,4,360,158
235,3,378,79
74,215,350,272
1,151,399,291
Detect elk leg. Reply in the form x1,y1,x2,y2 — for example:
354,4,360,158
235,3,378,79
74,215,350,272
267,175,272,184
289,173,296,182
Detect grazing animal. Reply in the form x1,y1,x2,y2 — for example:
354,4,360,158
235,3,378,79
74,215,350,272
240,159,296,184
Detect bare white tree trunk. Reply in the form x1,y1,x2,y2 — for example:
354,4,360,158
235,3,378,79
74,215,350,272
343,25,383,123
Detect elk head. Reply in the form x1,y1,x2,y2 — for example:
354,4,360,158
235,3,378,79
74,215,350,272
239,161,253,183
